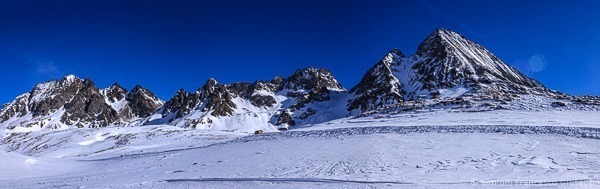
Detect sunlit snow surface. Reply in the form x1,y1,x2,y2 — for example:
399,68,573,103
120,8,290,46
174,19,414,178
3,110,600,188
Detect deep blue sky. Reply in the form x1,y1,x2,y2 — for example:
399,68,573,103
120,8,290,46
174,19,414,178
1,0,599,103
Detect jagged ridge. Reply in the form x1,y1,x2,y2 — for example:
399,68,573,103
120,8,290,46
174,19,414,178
0,75,163,129
0,28,578,132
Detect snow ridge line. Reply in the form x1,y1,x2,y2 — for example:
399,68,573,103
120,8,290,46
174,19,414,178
83,125,600,162
242,125,600,142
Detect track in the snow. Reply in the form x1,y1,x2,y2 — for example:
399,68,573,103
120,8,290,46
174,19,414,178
85,125,600,162
164,177,413,184
164,177,598,186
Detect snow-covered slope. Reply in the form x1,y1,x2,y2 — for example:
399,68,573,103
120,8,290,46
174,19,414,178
4,110,600,188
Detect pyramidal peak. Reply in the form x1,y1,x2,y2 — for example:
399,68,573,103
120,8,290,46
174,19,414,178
348,28,553,112
104,83,127,93
388,48,405,57
129,84,152,95
413,28,544,91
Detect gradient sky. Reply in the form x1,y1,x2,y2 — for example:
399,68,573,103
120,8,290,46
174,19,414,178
1,0,599,103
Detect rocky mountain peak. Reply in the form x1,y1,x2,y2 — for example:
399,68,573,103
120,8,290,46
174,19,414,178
108,83,126,91
271,76,285,84
59,74,81,85
102,83,128,103
349,28,552,112
388,48,405,58
128,85,160,101
159,88,202,121
125,85,163,118
176,88,187,94
130,85,144,92
201,78,219,94
284,67,345,92
60,77,119,128
200,81,236,117
348,49,406,112
412,28,545,94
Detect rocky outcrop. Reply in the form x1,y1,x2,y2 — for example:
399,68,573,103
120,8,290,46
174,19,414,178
61,79,119,128
275,110,295,126
28,76,82,117
283,67,345,91
200,79,237,117
103,83,127,104
348,49,406,112
126,85,163,118
0,93,31,125
160,89,202,121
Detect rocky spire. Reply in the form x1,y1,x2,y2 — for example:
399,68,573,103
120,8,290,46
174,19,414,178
126,85,163,118
283,67,346,92
102,83,128,103
348,49,406,112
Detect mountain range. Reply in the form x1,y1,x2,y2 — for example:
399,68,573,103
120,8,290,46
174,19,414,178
0,29,587,132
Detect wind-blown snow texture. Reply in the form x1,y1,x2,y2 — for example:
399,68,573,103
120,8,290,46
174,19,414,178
4,115,600,188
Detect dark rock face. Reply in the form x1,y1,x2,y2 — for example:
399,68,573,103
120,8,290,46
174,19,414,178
265,76,285,91
348,49,406,112
103,83,127,103
287,87,332,111
250,95,277,107
101,83,132,119
61,79,119,128
161,89,202,120
234,78,284,107
126,85,162,118
277,68,346,125
160,78,239,121
283,67,346,112
226,82,252,98
29,77,82,117
0,94,30,122
283,67,345,91
275,110,295,126
200,80,237,117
